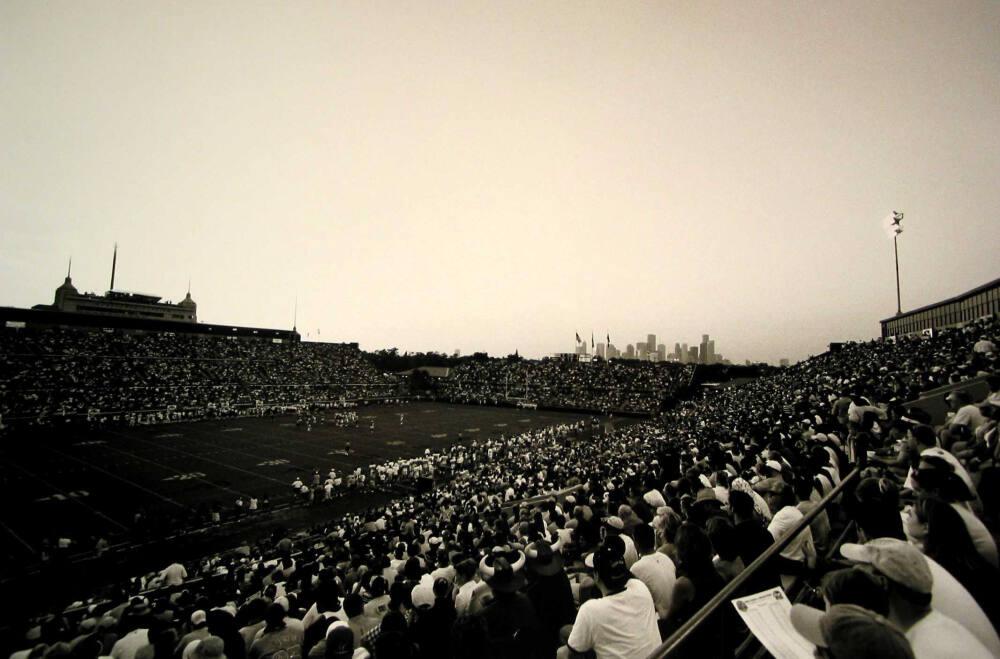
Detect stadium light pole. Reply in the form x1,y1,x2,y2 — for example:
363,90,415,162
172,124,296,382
894,231,901,315
884,211,904,315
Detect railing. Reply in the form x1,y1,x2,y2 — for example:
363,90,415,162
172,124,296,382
646,466,861,659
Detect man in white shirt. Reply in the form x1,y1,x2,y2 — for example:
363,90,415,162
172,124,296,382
628,524,676,621
453,558,480,616
766,483,815,588
563,541,660,659
945,391,986,432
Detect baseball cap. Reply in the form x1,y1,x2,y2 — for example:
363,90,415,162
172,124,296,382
190,610,207,626
410,574,436,609
192,637,225,659
790,604,913,658
593,541,630,589
603,516,624,531
839,539,932,594
765,459,783,473
325,621,354,658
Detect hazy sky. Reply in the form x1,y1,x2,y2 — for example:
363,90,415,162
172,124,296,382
2,2,998,363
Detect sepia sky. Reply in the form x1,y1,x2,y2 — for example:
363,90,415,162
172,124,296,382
2,1,998,363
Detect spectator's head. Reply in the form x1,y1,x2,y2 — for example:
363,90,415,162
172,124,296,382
675,523,714,572
591,541,630,593
790,604,914,659
263,603,287,632
728,490,756,521
840,539,933,614
705,517,739,562
192,636,226,659
324,621,355,659
343,593,364,619
525,539,564,577
632,524,656,555
820,568,889,616
601,516,625,539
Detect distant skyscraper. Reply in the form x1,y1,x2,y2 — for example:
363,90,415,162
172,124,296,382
780,358,790,367
596,342,606,359
637,343,647,359
674,342,682,360
680,343,689,364
626,344,635,359
707,340,715,365
699,334,710,364
688,346,699,363
647,334,656,354
657,343,666,362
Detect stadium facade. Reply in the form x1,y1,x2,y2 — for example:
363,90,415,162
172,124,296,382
881,276,1000,337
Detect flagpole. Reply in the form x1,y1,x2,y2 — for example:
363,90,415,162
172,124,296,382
894,233,901,315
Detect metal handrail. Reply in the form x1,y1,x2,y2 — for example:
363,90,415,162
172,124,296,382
646,466,861,659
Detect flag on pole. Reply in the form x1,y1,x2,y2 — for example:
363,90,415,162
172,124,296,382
882,211,904,238
591,332,595,349
607,332,611,346
575,332,581,344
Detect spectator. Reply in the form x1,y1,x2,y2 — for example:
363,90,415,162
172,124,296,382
564,541,660,659
789,604,914,659
839,539,993,659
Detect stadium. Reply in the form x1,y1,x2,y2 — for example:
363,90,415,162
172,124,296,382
3,4,1000,659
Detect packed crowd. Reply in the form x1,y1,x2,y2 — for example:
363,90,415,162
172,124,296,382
440,359,694,414
0,329,397,428
5,315,1000,659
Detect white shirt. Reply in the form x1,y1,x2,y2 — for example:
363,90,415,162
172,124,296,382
567,579,660,659
921,553,1000,656
454,579,479,616
905,610,993,659
160,562,187,586
950,404,986,431
110,629,149,659
767,506,815,563
629,553,677,619
950,504,999,567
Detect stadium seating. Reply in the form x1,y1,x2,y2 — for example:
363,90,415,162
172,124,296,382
2,314,998,659
440,359,694,414
0,328,397,427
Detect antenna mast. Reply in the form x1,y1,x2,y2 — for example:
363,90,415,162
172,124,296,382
110,243,118,291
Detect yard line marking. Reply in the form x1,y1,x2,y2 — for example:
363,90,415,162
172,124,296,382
279,423,295,427
102,430,282,494
430,433,447,439
42,446,186,508
0,519,36,556
161,472,206,482
155,433,183,438
386,441,405,446
494,423,508,427
257,459,290,467
35,490,90,503
4,460,128,531
221,427,243,432
464,428,480,432
519,419,531,422
73,440,107,446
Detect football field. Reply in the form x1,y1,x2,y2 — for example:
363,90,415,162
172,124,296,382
0,402,601,561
